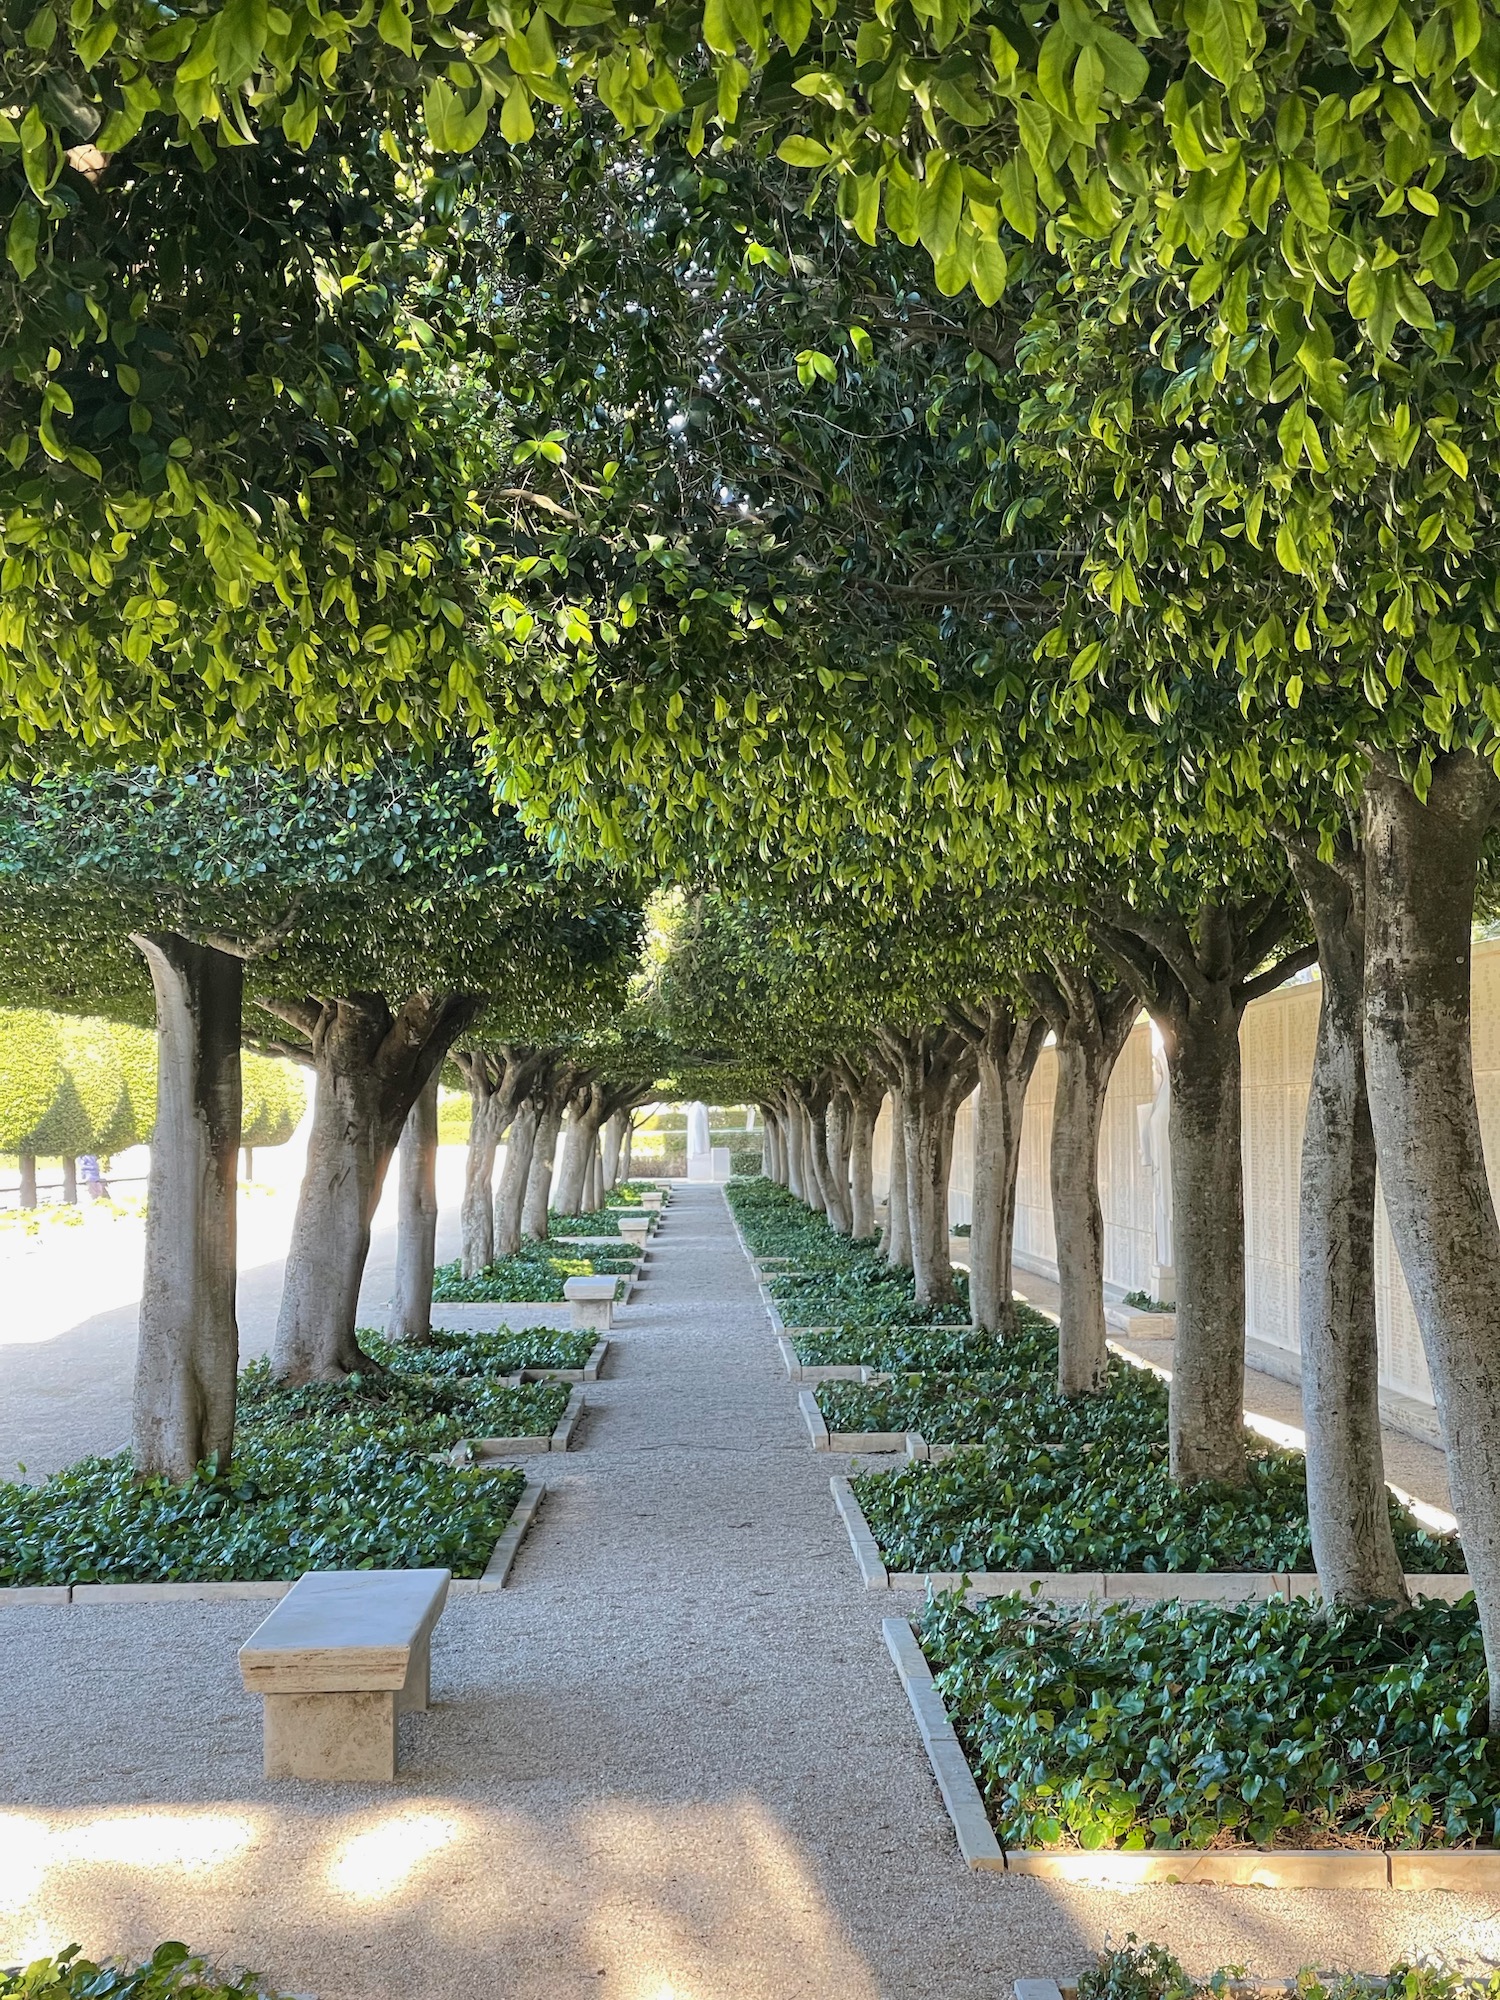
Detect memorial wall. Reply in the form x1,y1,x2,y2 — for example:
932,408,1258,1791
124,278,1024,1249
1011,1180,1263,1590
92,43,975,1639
868,937,1500,1414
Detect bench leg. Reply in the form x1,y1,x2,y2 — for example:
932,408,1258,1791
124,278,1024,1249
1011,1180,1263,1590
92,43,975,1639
569,1302,613,1332
396,1635,430,1716
262,1691,397,1781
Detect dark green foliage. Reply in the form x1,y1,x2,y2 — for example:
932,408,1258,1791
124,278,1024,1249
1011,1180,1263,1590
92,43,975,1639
1123,1290,1174,1314
921,1593,1500,1852
0,1942,290,2000
548,1208,623,1236
363,1324,597,1376
432,1246,634,1303
1077,1940,1500,2000
729,1145,765,1177
0,1336,554,1584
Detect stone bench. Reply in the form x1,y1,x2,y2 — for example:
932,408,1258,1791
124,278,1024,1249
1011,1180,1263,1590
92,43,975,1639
563,1275,616,1330
616,1215,651,1252
238,1567,450,1780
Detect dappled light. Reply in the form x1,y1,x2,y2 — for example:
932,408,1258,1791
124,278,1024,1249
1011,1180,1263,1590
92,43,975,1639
325,1811,466,1903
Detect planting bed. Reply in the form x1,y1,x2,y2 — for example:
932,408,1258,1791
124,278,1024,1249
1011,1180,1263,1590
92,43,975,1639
364,1323,601,1378
432,1242,637,1303
0,1329,548,1585
1039,1940,1500,2000
0,1943,294,2000
914,1588,1500,1857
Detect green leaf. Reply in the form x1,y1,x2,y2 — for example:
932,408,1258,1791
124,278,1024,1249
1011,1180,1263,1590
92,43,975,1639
212,0,269,89
500,81,534,141
377,0,414,56
6,200,40,281
917,153,963,257
1282,158,1330,230
776,134,831,166
1093,27,1150,97
771,0,811,52
1434,436,1469,477
971,233,1008,305
423,76,489,150
1185,0,1248,84
703,0,738,57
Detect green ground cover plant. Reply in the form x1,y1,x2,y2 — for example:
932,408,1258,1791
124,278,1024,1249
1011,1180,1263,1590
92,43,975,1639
432,1245,635,1303
769,1265,970,1328
727,1178,878,1266
836,1319,1458,1575
921,1593,1500,1852
364,1325,597,1376
790,1304,1058,1372
1079,1938,1500,2000
0,1943,291,2000
549,1208,624,1235
0,1348,540,1585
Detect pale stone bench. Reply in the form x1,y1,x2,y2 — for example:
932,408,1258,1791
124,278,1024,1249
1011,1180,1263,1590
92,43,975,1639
238,1568,450,1781
616,1215,651,1252
563,1275,615,1331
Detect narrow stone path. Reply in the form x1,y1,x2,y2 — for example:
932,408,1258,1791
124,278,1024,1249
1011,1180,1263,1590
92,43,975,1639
2,1185,1497,1998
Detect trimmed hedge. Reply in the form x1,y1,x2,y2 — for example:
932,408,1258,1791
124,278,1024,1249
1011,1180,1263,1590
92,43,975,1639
241,1053,305,1149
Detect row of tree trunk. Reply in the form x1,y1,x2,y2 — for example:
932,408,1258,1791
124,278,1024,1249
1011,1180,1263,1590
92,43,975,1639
753,756,1500,1732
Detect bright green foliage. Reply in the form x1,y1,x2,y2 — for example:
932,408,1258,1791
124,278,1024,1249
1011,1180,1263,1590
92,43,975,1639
0,1942,292,2000
0,1007,63,1149
102,1019,156,1149
431,1244,635,1302
240,1052,304,1150
363,1323,597,1374
0,1367,531,1584
921,1591,1500,1851
1080,1942,1500,2000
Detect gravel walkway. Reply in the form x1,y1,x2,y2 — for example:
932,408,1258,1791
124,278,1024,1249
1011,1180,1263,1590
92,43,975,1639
4,1186,1499,1998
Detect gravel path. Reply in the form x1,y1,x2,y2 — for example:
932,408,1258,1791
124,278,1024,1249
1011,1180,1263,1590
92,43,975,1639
3,1186,1499,1998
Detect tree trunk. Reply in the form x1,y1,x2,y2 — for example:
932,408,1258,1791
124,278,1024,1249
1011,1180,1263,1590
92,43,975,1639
793,1091,828,1215
1364,751,1500,1719
390,1070,440,1344
848,1082,883,1237
242,1146,254,1183
460,1087,501,1278
585,1137,603,1211
523,1095,566,1240
783,1091,808,1201
621,1117,634,1185
1288,840,1407,1609
494,1099,539,1258
962,1009,1047,1340
902,1079,961,1307
882,1087,912,1269
19,1152,36,1208
806,1084,849,1232
1163,997,1247,1484
825,1091,854,1231
555,1083,604,1215
129,933,242,1481
271,993,479,1383
602,1112,625,1191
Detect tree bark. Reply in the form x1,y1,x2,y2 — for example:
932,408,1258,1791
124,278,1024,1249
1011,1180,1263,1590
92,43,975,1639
882,1085,912,1269
269,992,481,1383
585,1135,603,1211
390,1069,440,1344
130,933,242,1481
458,1076,502,1278
555,1081,604,1215
1286,837,1407,1609
1025,971,1139,1392
802,1077,848,1231
846,1071,885,1237
954,1001,1047,1339
62,1157,78,1205
790,1086,828,1215
782,1088,808,1202
880,1028,976,1308
1097,895,1312,1485
19,1152,36,1208
620,1115,634,1185
522,1067,574,1240
1364,751,1500,1719
602,1112,626,1191
242,1146,255,1183
825,1087,854,1230
494,1097,539,1258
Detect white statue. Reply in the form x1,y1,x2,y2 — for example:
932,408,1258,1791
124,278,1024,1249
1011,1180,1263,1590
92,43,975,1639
686,1101,710,1157
1136,1037,1174,1278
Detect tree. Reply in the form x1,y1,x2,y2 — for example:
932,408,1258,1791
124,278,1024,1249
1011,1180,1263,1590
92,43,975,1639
240,1051,305,1178
0,1009,65,1205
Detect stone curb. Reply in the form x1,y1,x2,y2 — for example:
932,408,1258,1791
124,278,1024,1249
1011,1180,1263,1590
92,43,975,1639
518,1336,609,1384
892,1616,1498,1888
452,1477,546,1593
472,1386,584,1460
798,1387,830,1449
830,1475,888,1588
831,1481,1470,1604
551,1384,586,1451
882,1616,1003,1870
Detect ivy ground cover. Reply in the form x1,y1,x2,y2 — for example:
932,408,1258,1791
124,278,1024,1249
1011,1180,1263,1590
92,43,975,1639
842,1318,1458,1576
920,1590,1500,1853
432,1242,637,1303
0,1327,556,1585
1079,1940,1500,2000
0,1943,293,2000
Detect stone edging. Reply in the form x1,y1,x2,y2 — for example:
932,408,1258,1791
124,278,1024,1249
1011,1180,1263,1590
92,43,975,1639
886,1615,1500,1889
472,1385,585,1459
834,1477,1472,1604
518,1336,609,1384
778,1335,884,1385
799,1388,920,1457
0,1477,548,1606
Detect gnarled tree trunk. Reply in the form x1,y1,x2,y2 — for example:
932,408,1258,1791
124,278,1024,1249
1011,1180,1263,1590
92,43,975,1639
845,1069,885,1238
390,1069,440,1344
555,1080,604,1215
456,1063,501,1277
602,1111,626,1192
782,1088,808,1202
1287,837,1406,1609
1026,970,1139,1392
881,1027,976,1308
494,1097,540,1259
269,991,481,1383
522,1066,574,1240
954,1001,1047,1339
882,1085,912,1269
1364,751,1500,1721
130,933,243,1481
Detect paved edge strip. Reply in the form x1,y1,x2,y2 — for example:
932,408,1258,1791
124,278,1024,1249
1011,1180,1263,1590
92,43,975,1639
518,1335,609,1384
831,1477,1469,1603
883,1615,1004,1871
460,1477,546,1593
798,1387,831,1450
830,1474,889,1588
551,1385,586,1452
893,1616,1500,1889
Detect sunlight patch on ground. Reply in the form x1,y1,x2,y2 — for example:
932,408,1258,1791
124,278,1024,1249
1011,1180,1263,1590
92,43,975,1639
326,1811,465,1902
